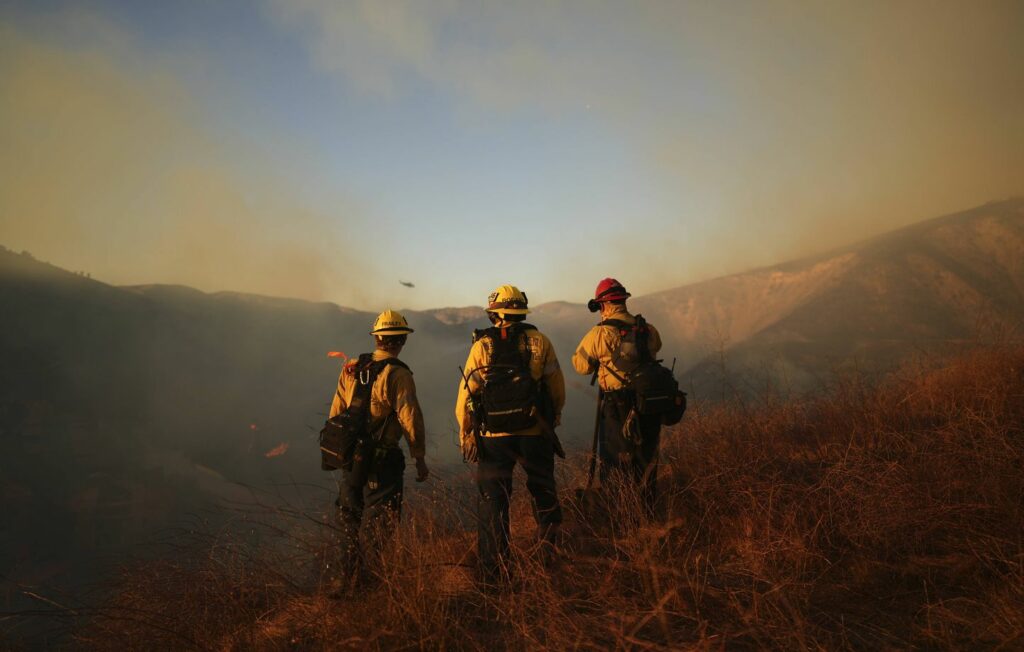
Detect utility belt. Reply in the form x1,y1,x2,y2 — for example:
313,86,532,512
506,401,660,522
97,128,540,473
602,386,635,405
371,418,400,449
343,414,397,489
475,428,541,438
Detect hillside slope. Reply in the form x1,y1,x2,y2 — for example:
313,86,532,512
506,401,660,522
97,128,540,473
531,198,1024,392
0,249,477,606
680,198,1024,389
68,344,1024,650
4,198,1023,614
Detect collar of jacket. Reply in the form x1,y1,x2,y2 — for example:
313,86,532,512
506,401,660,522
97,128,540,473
603,306,633,322
492,318,532,329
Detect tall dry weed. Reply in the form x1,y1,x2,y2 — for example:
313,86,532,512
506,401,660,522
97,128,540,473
43,345,1024,650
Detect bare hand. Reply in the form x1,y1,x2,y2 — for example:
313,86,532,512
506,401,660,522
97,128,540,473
415,457,429,482
462,437,479,464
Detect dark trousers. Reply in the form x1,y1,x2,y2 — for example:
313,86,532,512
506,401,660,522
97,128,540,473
335,447,405,576
477,435,563,579
599,391,662,515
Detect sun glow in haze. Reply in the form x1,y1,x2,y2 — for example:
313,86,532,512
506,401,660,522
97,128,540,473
1,1,1022,309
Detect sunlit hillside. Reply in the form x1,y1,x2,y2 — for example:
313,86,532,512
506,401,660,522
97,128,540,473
60,343,1024,650
3,199,1024,643
536,197,1024,393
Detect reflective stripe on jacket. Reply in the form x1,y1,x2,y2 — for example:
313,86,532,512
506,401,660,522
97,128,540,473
571,307,662,391
329,350,426,459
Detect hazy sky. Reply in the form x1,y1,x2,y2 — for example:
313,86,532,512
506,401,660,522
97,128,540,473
2,0,1022,310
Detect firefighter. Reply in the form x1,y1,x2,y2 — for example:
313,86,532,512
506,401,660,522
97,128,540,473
572,278,663,515
456,285,566,583
328,309,429,591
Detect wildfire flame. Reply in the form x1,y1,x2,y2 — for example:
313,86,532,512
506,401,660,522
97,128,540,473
264,442,289,459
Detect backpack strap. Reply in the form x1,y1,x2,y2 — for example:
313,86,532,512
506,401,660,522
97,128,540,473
375,357,410,373
599,316,654,363
349,356,408,413
475,323,532,371
633,314,654,364
353,355,411,439
599,362,629,386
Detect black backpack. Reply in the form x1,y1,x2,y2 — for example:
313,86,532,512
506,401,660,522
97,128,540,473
319,354,409,486
472,323,539,433
601,315,686,426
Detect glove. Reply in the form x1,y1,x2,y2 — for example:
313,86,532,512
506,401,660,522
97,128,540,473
415,457,429,482
461,436,479,464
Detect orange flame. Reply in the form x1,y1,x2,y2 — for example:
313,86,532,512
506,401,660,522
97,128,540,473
264,442,289,458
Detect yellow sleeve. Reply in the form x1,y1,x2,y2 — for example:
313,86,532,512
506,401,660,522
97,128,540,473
455,340,487,443
328,368,348,418
572,326,603,376
539,334,566,425
648,323,663,357
388,368,426,459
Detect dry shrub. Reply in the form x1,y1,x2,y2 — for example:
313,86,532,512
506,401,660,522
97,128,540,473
72,345,1024,650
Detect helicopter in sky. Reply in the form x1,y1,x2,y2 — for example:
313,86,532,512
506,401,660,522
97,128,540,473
399,280,415,288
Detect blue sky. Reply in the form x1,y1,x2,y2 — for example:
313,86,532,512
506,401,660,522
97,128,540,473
2,0,1022,310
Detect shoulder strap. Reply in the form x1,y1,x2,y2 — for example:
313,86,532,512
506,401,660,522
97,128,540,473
633,314,654,363
350,354,408,404
345,353,378,417
371,357,410,374
598,316,654,364
476,324,532,370
344,356,411,433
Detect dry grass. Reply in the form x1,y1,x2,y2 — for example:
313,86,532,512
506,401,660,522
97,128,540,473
71,345,1024,650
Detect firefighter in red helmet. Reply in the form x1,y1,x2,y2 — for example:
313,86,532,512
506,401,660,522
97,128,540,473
572,279,664,515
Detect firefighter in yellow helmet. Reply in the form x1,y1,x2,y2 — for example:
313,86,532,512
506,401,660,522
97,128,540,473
572,279,663,516
456,285,566,583
327,309,428,592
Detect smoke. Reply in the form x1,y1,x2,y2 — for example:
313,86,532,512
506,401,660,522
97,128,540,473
0,17,364,303
3,3,1022,307
270,0,1024,296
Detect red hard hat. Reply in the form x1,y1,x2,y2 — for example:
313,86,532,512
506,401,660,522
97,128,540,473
588,278,631,311
594,278,631,301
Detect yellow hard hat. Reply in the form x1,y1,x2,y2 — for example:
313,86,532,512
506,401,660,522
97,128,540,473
370,309,414,335
486,284,530,315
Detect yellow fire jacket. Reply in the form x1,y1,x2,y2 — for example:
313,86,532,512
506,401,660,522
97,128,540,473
329,350,427,460
571,306,663,391
455,322,566,442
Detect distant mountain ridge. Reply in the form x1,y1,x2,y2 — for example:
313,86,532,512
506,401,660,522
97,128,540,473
2,197,1022,469
3,198,1023,602
528,197,1024,392
685,198,1024,387
4,197,1023,407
